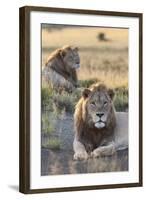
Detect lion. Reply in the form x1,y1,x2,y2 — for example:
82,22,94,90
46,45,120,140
73,83,128,160
42,45,80,92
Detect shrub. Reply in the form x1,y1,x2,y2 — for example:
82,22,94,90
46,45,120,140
79,78,99,88
97,32,109,42
42,137,61,150
42,110,58,135
41,86,54,111
114,87,128,111
42,84,128,113
53,91,79,113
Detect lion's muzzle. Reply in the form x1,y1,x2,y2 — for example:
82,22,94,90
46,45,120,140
94,112,106,129
94,121,105,129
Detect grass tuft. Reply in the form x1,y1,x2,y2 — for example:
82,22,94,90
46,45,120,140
79,78,99,88
42,137,61,150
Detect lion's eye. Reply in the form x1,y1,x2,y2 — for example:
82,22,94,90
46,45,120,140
90,101,96,106
104,101,108,106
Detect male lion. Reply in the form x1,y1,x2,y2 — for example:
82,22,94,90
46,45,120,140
42,45,80,92
73,83,128,160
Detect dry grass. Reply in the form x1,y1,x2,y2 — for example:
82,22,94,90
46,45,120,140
42,26,128,49
77,50,128,88
41,25,129,114
41,26,128,89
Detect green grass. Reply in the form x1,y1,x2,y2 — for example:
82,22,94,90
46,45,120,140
79,78,99,88
53,90,81,113
42,85,82,114
41,86,54,111
42,137,61,150
114,87,128,111
42,84,128,114
42,112,57,135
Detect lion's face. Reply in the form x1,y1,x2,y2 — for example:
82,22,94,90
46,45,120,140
82,85,115,129
61,46,80,69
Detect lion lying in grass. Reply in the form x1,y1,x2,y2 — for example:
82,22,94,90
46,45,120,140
73,83,128,160
42,45,80,92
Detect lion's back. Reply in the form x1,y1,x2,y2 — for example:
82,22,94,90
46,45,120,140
42,46,78,92
114,112,128,150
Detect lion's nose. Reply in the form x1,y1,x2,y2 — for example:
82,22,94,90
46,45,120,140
96,113,104,118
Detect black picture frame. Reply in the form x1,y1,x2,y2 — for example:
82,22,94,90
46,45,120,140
19,6,143,194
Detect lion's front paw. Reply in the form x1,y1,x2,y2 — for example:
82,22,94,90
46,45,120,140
91,149,102,158
91,145,116,158
73,151,89,160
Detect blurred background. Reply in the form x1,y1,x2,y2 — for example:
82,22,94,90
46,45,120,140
42,24,128,89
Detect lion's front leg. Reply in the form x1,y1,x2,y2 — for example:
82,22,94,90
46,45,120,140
91,142,116,158
73,138,89,160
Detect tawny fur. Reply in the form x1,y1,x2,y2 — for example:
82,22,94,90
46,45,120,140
73,83,116,160
42,45,79,92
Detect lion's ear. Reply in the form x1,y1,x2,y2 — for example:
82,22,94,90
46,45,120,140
60,49,66,58
82,88,91,98
74,47,79,51
108,89,115,100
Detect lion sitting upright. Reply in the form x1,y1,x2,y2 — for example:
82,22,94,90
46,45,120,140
73,83,128,160
42,45,80,92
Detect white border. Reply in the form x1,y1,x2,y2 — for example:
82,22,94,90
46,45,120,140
30,11,139,189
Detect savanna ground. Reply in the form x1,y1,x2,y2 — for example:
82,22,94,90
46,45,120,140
41,25,128,175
